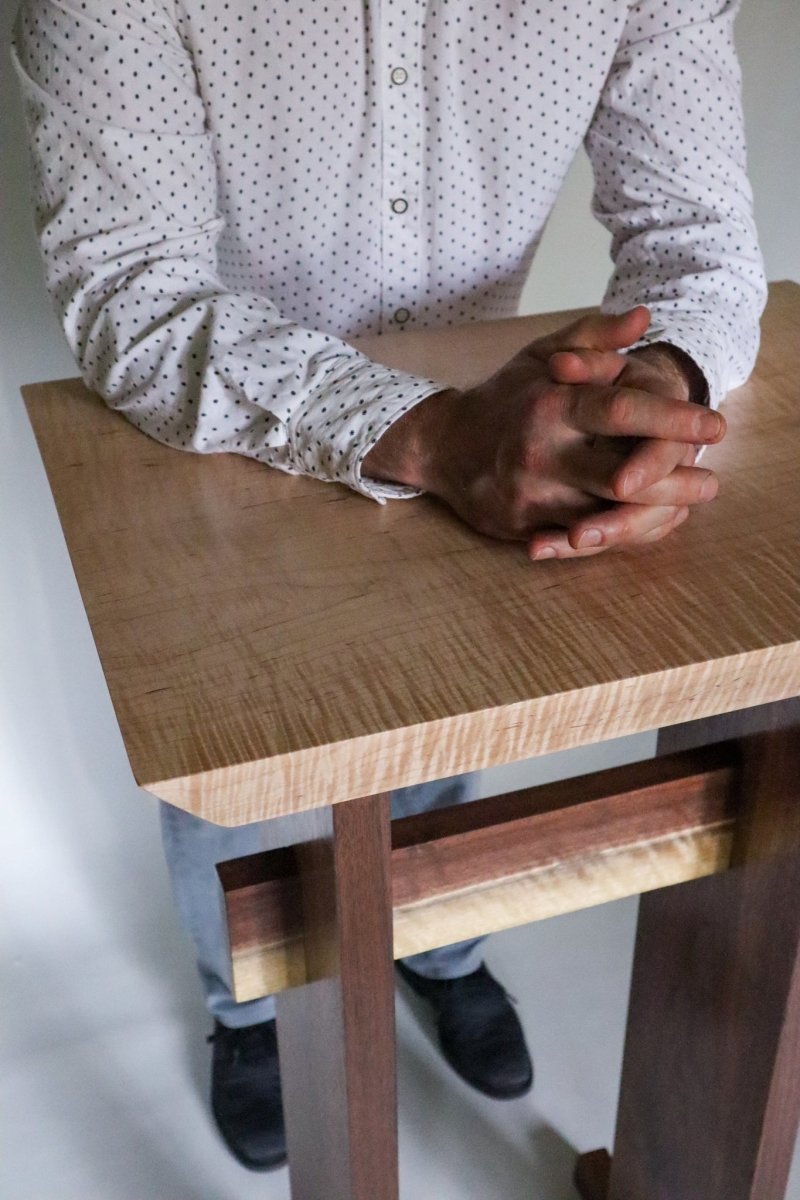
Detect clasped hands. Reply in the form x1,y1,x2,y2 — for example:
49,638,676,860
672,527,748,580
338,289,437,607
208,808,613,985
362,306,725,561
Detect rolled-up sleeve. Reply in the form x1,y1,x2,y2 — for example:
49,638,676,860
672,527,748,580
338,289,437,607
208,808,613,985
12,0,441,501
585,0,767,407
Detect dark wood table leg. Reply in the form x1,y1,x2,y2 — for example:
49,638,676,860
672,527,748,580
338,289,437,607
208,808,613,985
275,793,397,1200
574,1148,612,1200
581,709,800,1200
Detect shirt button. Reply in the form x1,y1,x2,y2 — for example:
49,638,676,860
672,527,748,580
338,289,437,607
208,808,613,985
390,197,409,214
393,308,411,325
390,66,408,85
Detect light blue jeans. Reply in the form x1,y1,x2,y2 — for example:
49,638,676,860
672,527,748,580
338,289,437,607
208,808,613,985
160,774,486,1027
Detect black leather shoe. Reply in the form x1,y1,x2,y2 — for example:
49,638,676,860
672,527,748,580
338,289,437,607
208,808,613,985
396,961,533,1100
209,1018,287,1171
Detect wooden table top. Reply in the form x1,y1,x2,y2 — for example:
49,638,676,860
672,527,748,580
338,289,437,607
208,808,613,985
23,282,800,825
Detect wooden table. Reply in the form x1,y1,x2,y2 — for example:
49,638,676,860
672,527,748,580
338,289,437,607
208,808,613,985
23,281,800,1199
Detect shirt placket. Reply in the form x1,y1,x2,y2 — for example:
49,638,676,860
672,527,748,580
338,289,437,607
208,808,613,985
379,0,425,333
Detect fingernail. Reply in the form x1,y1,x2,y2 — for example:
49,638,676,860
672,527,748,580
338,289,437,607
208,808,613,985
700,472,717,501
703,412,723,440
534,547,557,560
577,528,603,548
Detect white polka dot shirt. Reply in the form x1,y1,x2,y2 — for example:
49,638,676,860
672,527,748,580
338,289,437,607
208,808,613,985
12,0,766,502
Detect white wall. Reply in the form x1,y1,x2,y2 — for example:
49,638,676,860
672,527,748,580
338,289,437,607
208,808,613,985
2,0,798,1158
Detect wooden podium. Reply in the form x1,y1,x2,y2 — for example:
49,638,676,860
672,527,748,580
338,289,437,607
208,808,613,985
23,282,800,1199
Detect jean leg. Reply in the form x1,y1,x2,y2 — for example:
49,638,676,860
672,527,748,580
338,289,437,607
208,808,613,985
159,801,297,1027
391,773,487,980
160,773,488,1026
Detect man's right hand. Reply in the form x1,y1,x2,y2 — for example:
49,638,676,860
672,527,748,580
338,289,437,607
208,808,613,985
362,308,724,559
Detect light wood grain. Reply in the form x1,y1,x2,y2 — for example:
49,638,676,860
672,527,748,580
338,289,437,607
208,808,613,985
222,745,739,999
231,826,733,1001
22,283,800,823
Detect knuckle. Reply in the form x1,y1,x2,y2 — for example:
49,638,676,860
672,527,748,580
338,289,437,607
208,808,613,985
558,387,577,428
606,389,634,429
537,381,565,414
531,481,563,510
555,383,581,429
517,438,547,476
532,380,569,428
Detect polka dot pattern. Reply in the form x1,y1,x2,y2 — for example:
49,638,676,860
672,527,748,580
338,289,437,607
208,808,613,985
12,0,765,502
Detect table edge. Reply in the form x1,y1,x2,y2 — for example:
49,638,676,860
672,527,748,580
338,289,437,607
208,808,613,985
144,642,800,825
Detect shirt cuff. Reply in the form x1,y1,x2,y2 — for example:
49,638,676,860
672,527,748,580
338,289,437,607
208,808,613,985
286,352,446,503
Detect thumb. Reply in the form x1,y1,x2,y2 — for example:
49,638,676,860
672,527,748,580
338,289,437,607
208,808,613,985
529,305,651,360
567,305,652,352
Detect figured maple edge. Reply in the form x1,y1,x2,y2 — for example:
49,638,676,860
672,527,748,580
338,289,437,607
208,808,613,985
218,742,740,997
22,282,800,824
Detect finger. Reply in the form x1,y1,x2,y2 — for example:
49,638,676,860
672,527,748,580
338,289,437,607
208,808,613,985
549,349,627,387
678,443,701,466
612,437,700,498
561,438,672,501
528,529,608,560
564,443,718,507
637,506,691,543
529,306,651,360
528,506,690,561
505,475,600,529
625,466,717,507
567,504,687,552
564,387,726,446
612,351,689,401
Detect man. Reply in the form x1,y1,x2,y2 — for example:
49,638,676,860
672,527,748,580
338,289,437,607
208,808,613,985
13,0,764,1173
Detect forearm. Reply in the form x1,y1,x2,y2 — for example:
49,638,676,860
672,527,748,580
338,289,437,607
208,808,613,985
12,0,443,502
586,0,767,408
